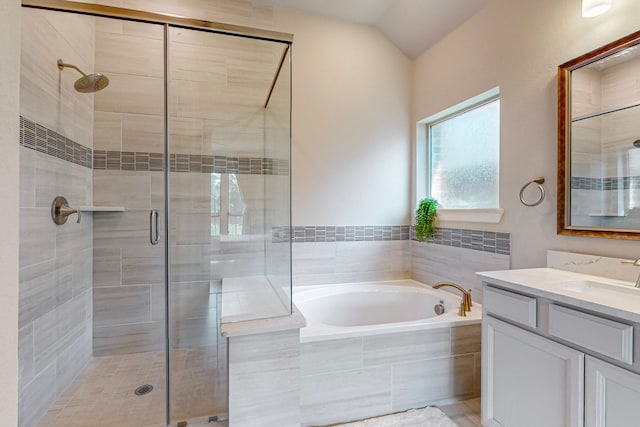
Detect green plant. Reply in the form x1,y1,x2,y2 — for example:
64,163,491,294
415,197,438,241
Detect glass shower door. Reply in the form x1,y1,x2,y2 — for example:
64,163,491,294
167,26,292,424
19,7,169,427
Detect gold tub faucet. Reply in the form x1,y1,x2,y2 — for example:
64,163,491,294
432,282,472,316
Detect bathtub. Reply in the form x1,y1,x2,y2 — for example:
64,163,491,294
294,279,482,343
294,279,483,427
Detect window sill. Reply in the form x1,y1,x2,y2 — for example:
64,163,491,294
437,208,504,224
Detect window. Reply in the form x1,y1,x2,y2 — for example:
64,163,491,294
210,173,246,236
418,88,501,222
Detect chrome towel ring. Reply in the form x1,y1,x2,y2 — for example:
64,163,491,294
519,177,545,207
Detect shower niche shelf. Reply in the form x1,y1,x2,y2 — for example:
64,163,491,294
79,206,125,212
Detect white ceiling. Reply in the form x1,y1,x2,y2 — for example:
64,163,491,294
256,0,488,58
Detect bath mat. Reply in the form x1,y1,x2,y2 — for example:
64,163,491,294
331,407,458,427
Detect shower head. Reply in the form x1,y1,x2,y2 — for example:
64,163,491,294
634,139,640,148
57,59,109,93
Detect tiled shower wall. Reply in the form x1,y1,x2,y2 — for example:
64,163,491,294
91,19,290,355
91,19,166,356
19,9,95,427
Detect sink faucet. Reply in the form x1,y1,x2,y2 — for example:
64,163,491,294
433,282,472,316
621,258,640,288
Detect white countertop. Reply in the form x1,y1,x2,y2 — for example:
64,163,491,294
478,268,640,323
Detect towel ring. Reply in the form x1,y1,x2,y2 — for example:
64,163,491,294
519,177,545,207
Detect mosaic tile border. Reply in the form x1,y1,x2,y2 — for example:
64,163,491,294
273,225,511,255
572,176,640,191
93,150,289,175
412,227,511,256
273,225,411,243
19,116,289,176
20,116,93,168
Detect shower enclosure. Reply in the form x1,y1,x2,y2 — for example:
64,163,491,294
18,2,292,426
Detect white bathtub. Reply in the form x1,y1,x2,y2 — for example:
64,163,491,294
294,279,482,343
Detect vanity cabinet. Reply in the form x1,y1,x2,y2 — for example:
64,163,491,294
585,356,640,427
482,280,640,427
483,316,584,427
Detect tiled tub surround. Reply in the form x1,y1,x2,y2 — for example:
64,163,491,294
289,226,511,304
411,229,511,304
295,281,481,426
299,323,481,426
19,9,95,427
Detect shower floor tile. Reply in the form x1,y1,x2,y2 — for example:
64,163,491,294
35,346,228,427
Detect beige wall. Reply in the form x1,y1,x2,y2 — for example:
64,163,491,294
273,8,413,226
0,0,20,425
412,0,640,269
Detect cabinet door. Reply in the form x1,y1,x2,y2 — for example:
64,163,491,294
482,316,584,427
586,356,640,427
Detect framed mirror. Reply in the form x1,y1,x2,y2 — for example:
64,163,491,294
558,30,640,239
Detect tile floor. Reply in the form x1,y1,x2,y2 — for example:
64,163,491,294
35,346,227,427
34,344,479,427
439,398,482,427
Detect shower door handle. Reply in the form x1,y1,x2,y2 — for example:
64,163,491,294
150,209,160,245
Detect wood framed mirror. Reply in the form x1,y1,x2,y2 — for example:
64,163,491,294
558,30,640,239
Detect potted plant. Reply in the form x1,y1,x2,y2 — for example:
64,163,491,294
415,197,438,241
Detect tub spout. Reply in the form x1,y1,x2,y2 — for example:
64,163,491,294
433,282,472,316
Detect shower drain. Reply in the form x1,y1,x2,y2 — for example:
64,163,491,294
134,384,154,396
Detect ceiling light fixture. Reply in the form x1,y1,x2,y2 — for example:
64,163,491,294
582,0,612,17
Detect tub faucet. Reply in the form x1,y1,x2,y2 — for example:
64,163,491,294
621,258,640,288
433,282,472,316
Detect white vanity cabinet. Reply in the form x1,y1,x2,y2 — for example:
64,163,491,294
480,274,640,427
483,316,584,427
585,356,640,427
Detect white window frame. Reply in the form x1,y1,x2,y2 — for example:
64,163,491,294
416,87,503,224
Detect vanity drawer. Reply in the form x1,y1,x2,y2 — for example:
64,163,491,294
483,285,537,328
548,304,633,365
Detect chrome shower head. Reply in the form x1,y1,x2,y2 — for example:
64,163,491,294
633,139,640,148
57,59,109,93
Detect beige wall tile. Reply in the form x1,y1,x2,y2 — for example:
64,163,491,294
228,329,299,427
20,148,36,208
301,366,391,426
19,256,72,329
93,247,121,287
19,208,56,268
169,117,203,154
451,324,481,355
93,321,164,355
121,113,164,153
94,73,163,115
411,242,510,304
35,155,91,208
18,325,35,393
93,209,152,248
93,111,122,151
95,30,163,77
391,354,477,412
21,9,94,147
95,16,123,34
33,294,89,373
300,337,363,376
121,245,164,285
18,364,56,427
94,170,151,209
93,285,151,327
363,329,450,367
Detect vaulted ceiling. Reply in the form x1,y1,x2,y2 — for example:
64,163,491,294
255,0,488,58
